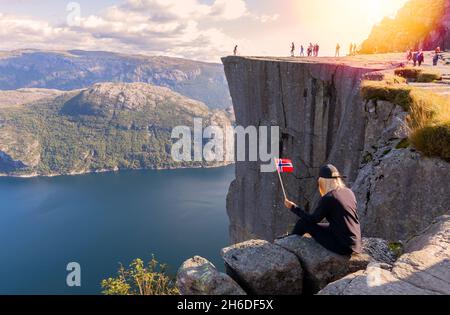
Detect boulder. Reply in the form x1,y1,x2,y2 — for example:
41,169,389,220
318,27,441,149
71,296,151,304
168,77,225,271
354,148,450,241
221,240,303,295
318,264,437,295
176,256,246,295
275,235,372,293
362,237,398,265
319,216,450,295
363,100,409,157
391,215,450,294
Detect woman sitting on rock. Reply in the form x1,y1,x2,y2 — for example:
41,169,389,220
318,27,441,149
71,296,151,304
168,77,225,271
284,164,362,256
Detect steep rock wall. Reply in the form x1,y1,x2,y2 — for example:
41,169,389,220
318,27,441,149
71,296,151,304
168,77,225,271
222,56,391,243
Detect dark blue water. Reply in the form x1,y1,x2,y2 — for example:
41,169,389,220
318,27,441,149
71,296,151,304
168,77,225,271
0,166,234,295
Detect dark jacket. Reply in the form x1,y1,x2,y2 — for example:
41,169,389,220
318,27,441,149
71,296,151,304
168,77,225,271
291,187,362,253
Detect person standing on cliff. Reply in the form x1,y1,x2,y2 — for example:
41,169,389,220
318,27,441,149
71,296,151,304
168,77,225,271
335,43,341,57
300,45,304,57
233,45,238,56
433,51,439,66
290,42,295,57
417,50,425,66
406,49,413,63
283,164,362,255
413,50,418,66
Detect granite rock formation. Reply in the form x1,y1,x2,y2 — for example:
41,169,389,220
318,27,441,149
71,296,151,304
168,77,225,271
221,240,303,295
319,216,450,295
176,256,246,296
222,56,449,243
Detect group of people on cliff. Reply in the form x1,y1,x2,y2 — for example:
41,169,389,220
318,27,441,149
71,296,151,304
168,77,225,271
407,49,425,66
290,42,359,58
291,42,320,57
335,43,358,57
406,47,443,66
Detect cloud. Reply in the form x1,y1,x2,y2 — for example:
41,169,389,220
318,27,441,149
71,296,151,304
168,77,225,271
0,0,278,62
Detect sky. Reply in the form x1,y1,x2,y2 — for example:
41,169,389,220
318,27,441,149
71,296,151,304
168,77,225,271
0,0,409,62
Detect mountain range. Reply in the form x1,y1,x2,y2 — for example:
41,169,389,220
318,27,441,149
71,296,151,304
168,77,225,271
0,83,233,177
0,49,231,109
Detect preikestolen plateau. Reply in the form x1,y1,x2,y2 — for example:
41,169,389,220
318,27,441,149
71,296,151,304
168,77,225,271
0,0,449,304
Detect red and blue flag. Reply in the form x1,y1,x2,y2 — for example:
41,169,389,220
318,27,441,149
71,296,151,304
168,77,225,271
275,158,294,173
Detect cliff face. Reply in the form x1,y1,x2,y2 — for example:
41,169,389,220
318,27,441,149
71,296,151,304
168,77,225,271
222,56,449,243
222,56,394,243
361,0,450,53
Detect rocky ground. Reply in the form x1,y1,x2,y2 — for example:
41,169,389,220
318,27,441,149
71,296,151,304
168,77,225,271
177,216,449,295
319,216,450,295
187,51,450,295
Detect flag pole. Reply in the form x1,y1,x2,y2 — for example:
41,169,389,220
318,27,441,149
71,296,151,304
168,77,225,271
274,159,287,200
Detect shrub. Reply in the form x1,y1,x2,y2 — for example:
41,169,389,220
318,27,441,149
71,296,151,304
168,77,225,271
383,74,407,84
394,67,442,82
408,90,450,129
388,242,404,259
410,121,450,162
394,67,421,80
361,81,412,110
361,77,450,162
417,71,442,83
101,256,179,295
395,138,410,149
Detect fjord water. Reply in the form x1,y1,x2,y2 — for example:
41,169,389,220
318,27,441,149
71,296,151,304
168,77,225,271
0,166,234,294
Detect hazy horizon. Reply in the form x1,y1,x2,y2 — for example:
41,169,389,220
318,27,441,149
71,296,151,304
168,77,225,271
0,0,409,62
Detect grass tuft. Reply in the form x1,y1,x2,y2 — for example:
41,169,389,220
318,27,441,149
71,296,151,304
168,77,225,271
361,75,450,162
395,138,410,150
410,121,450,162
394,67,442,82
361,80,412,111
417,71,443,83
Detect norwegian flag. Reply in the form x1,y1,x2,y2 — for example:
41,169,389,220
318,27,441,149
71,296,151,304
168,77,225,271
275,158,294,173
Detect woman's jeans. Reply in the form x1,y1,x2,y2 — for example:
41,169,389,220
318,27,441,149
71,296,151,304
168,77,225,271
292,219,353,256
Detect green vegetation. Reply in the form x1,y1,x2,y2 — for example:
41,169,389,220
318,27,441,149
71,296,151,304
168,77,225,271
410,122,450,162
388,242,404,259
394,67,442,83
395,138,410,150
0,84,220,176
361,80,412,110
394,67,422,80
101,256,179,295
362,76,450,162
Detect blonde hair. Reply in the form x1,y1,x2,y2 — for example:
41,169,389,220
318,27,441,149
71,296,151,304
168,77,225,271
318,177,346,196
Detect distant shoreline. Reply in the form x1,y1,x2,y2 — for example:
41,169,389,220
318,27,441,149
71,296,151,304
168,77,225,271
0,162,235,179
